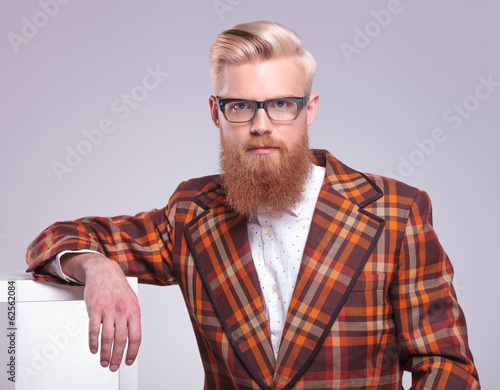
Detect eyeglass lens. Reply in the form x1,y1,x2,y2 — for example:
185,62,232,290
225,99,299,122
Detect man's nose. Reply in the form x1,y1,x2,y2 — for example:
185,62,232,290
250,108,273,135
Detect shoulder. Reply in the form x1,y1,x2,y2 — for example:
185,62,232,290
167,174,224,211
176,174,221,195
362,173,434,226
364,173,421,200
317,149,425,209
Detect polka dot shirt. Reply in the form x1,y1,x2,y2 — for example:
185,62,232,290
247,164,326,360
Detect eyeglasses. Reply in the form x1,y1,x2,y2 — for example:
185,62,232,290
216,96,309,123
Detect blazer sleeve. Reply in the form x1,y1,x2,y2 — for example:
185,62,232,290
25,198,178,286
390,190,480,389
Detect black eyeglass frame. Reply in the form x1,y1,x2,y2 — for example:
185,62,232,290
216,95,309,123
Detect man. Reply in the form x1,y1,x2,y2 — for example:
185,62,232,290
26,21,479,389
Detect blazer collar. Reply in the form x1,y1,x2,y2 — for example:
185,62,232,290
185,150,385,390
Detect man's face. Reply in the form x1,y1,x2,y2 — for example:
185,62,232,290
209,59,319,162
208,59,319,214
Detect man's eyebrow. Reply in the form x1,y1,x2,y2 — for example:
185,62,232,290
220,96,303,101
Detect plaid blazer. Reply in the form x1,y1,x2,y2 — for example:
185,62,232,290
26,150,479,389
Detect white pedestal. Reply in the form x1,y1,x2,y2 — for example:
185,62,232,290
0,272,138,390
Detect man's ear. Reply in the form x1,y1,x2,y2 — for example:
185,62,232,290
306,93,319,126
209,95,220,127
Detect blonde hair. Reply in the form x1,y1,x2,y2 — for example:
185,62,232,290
209,21,316,95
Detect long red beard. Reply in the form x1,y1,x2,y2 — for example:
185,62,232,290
219,132,314,216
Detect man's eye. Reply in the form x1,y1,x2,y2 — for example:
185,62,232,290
229,102,251,110
271,100,290,109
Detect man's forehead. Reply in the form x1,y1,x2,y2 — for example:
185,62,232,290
217,59,306,99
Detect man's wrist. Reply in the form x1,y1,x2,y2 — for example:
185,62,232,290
60,252,107,283
51,249,101,284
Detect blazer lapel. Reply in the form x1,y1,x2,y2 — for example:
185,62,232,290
273,151,385,389
184,184,275,389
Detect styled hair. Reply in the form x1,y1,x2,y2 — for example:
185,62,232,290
209,21,316,95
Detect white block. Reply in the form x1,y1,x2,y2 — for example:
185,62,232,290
0,274,138,390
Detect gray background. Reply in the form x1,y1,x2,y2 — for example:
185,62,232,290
1,0,498,388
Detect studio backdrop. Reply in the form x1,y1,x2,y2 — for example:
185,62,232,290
1,1,498,388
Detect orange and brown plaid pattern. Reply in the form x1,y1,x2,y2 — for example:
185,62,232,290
26,150,479,389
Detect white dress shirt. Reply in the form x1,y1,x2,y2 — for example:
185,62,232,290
52,165,326,360
247,164,325,359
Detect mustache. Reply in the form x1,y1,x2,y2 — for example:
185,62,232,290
243,136,286,150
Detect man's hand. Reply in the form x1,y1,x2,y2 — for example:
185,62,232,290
61,253,141,372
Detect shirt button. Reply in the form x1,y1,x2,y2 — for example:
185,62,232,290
266,229,273,238
272,284,279,292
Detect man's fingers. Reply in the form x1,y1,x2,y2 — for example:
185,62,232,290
88,304,141,371
88,314,102,355
125,314,142,365
99,317,116,368
109,321,129,371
